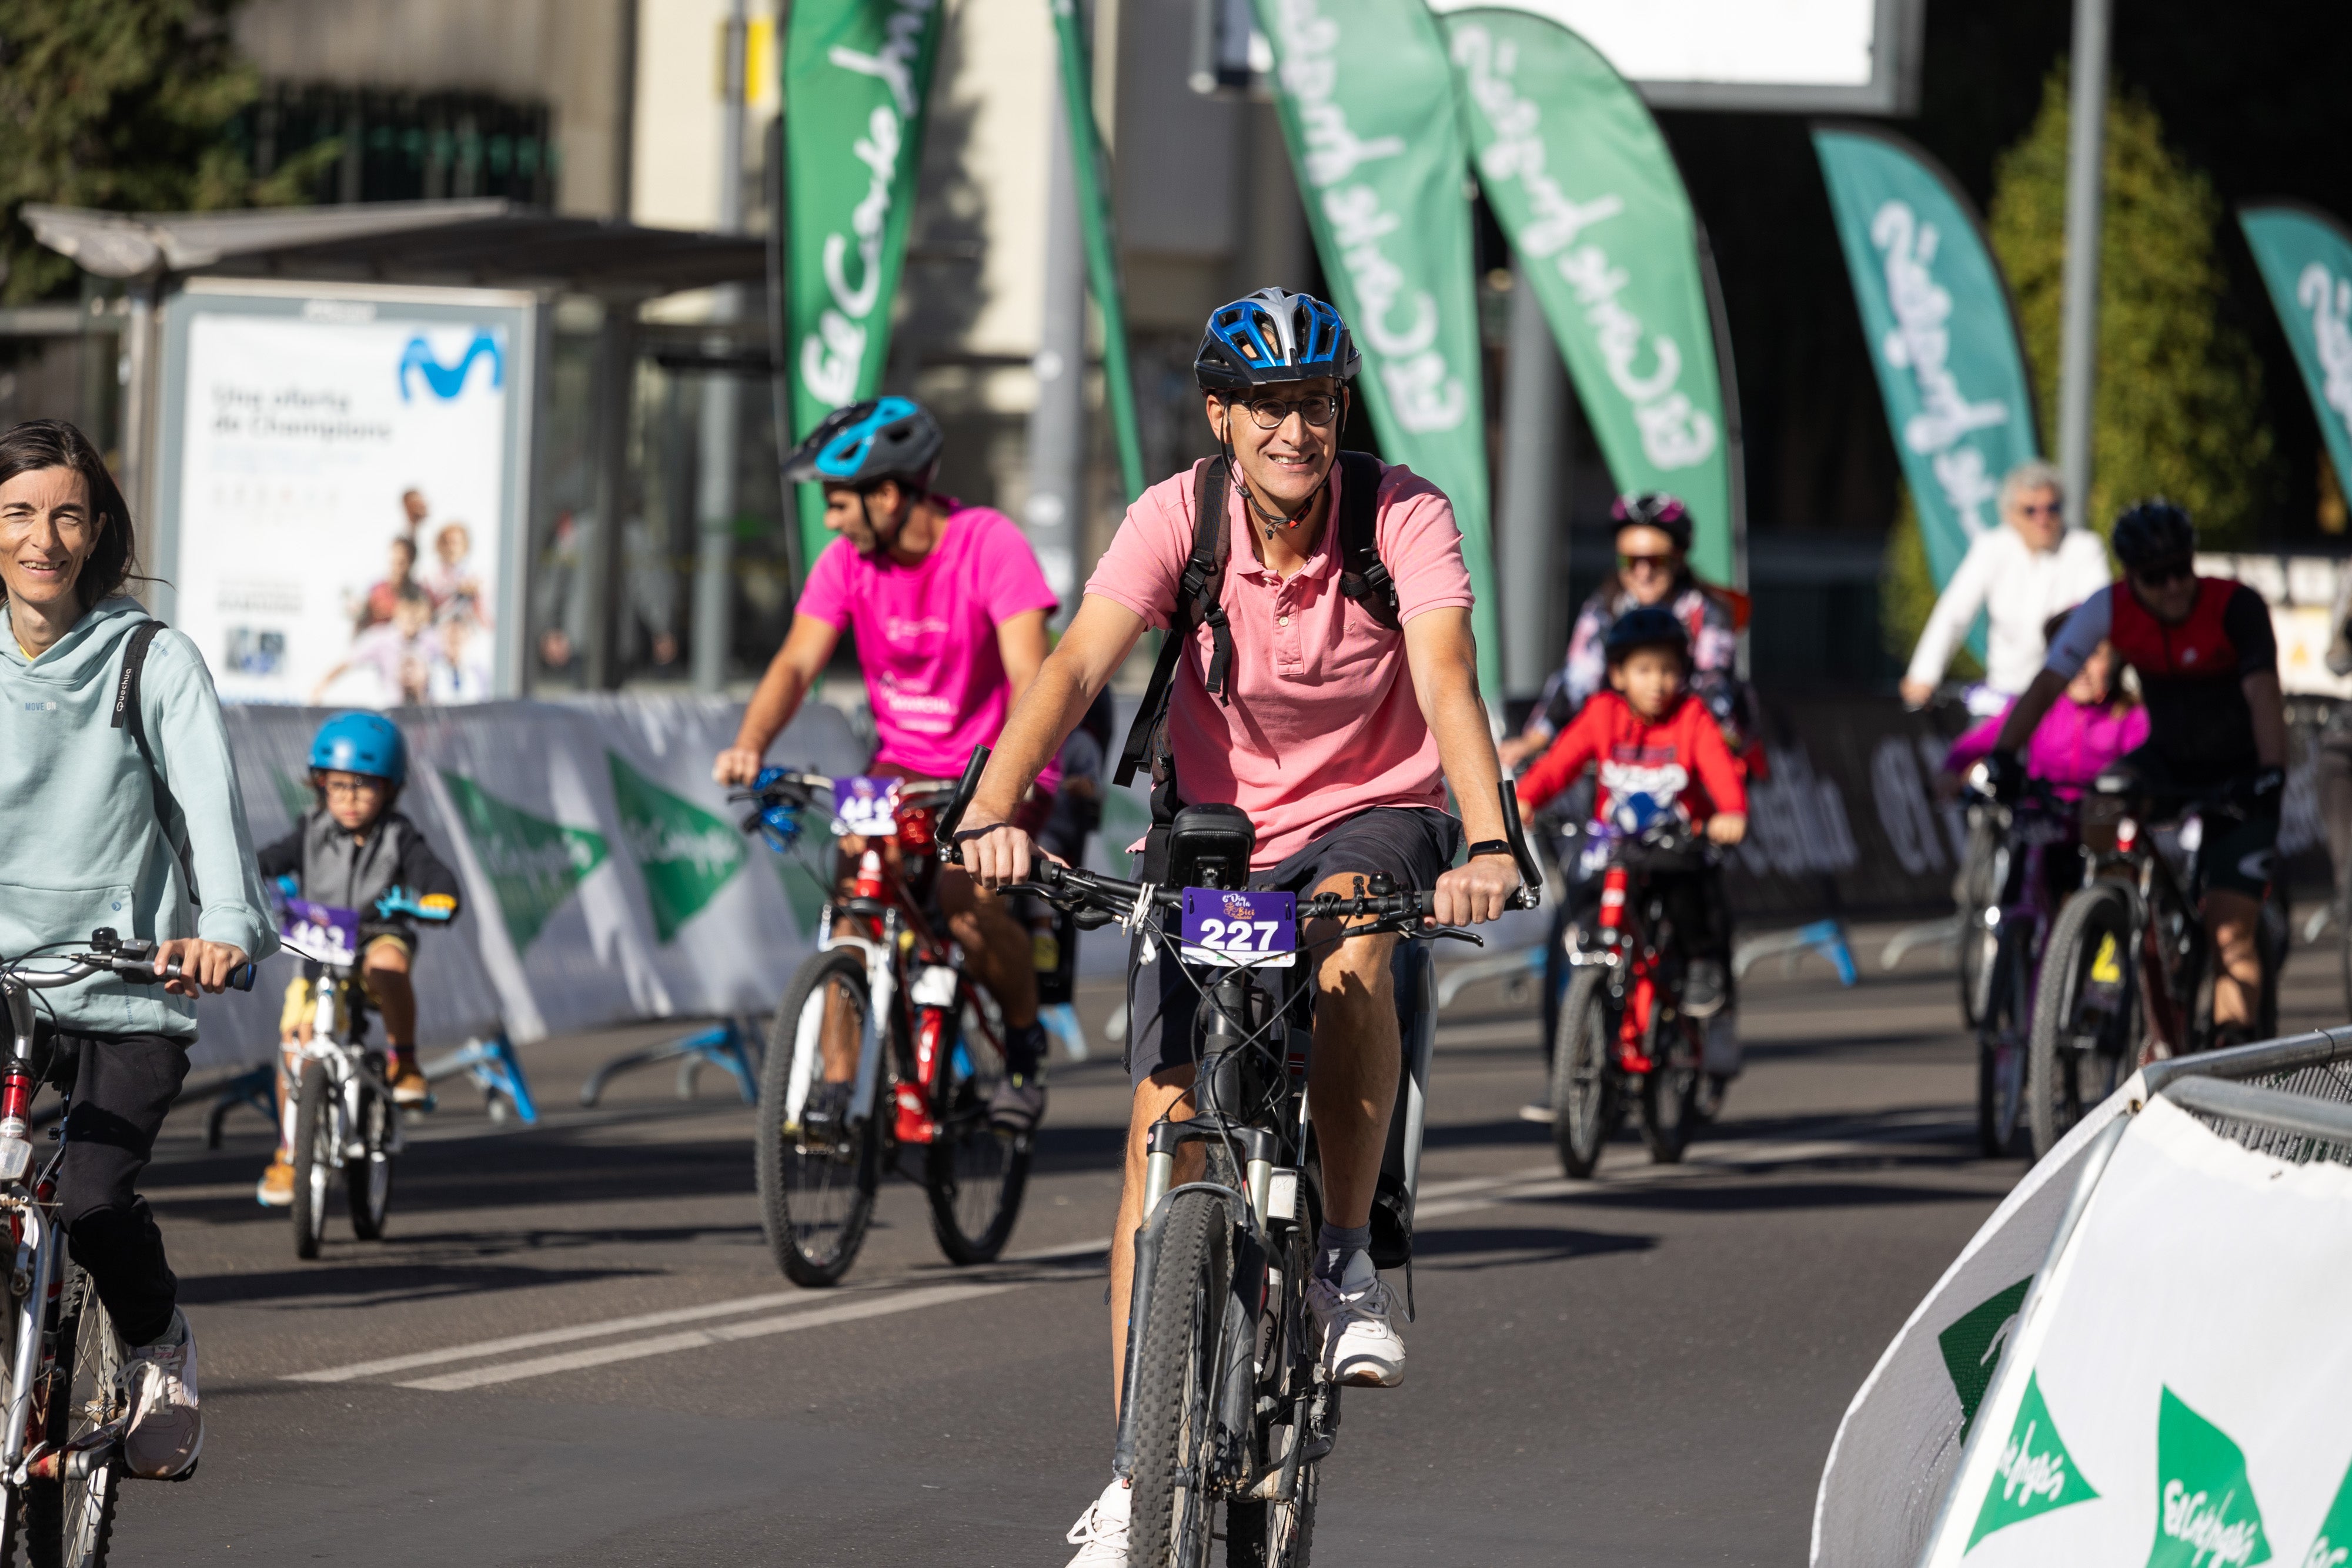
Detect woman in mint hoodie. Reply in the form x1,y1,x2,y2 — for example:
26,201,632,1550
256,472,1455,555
0,419,278,1480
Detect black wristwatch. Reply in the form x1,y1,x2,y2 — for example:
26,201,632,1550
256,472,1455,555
1465,840,1515,862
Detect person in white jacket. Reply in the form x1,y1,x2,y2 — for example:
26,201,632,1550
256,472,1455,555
1899,459,2112,707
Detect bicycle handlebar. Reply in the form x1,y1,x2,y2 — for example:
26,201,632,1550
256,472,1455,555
938,745,1540,910
1,950,257,993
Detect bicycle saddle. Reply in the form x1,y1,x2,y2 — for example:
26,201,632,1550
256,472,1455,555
1166,803,1256,890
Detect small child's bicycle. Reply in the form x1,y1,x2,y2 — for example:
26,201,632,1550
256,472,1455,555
277,893,451,1261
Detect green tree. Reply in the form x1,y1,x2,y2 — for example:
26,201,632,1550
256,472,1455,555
1989,68,2274,546
0,0,326,305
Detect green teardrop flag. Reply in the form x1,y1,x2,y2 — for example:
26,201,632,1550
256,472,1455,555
782,0,948,579
2241,203,2352,516
1249,0,1500,697
1436,2,1734,584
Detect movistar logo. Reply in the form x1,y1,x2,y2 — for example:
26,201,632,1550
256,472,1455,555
399,332,504,402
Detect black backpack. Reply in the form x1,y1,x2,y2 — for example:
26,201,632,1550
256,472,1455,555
111,618,201,904
1112,452,1401,850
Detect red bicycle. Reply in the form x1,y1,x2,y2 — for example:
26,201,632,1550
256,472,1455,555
736,769,1030,1286
1549,801,1713,1177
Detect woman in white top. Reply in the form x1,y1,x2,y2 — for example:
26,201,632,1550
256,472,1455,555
1900,459,2112,707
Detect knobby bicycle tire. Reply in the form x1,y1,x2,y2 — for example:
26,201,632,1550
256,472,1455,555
757,948,882,1287
2027,884,2134,1161
290,1061,335,1261
347,1074,394,1242
1127,1189,1232,1568
1976,923,2030,1158
1639,1007,1699,1166
1551,968,1615,1179
924,1000,1031,1266
22,1266,121,1568
1225,1207,1319,1568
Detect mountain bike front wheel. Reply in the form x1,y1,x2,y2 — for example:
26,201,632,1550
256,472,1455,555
924,1004,1030,1265
1550,968,1616,1179
347,1074,394,1242
2027,884,2136,1160
22,1265,122,1568
1976,923,2030,1158
290,1061,336,1261
1127,1189,1234,1568
758,948,882,1287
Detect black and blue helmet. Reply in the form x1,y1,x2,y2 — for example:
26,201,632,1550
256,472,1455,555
784,396,944,492
1194,287,1361,393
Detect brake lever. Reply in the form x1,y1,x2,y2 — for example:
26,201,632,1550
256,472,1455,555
1420,925,1486,947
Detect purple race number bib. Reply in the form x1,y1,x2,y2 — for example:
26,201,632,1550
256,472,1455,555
1179,888,1297,968
280,899,360,966
833,775,901,838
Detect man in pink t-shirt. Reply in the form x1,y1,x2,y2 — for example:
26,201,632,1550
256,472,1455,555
713,397,1058,1133
954,290,1524,1564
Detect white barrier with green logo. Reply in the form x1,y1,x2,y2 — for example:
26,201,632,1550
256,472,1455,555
195,696,867,1071
1916,1095,2352,1568
1816,1057,2352,1567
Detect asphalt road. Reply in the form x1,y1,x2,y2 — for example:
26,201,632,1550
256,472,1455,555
99,920,2347,1566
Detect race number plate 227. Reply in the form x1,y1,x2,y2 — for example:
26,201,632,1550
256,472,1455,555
1179,888,1297,968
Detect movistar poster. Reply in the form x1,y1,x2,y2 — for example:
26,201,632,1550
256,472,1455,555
782,0,946,576
1434,2,1734,584
1815,128,2040,606
1248,0,1501,696
153,282,535,702
2241,204,2352,506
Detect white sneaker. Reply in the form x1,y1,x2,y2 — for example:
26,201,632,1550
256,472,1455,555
121,1309,203,1479
1306,1250,1405,1388
1063,1476,1131,1566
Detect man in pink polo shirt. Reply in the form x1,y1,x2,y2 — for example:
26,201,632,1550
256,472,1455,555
713,397,1058,1134
955,289,1521,1566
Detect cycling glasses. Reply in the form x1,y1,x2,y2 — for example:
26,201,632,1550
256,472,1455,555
1618,553,1676,574
1230,393,1341,430
2132,559,2194,587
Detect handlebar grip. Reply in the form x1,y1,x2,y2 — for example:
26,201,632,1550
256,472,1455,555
228,962,257,992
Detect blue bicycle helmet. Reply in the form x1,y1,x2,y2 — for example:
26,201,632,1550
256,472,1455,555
783,396,944,492
309,712,409,787
1194,287,1361,393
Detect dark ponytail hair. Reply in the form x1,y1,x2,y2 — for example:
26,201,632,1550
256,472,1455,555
0,419,140,609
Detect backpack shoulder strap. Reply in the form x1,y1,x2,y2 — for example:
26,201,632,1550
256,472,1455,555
1334,451,1400,631
1115,460,1234,787
109,619,201,905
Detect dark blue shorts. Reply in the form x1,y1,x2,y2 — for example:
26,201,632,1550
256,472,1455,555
1122,806,1461,1085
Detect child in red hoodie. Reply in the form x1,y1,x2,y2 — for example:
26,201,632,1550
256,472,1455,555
1515,606,1748,1015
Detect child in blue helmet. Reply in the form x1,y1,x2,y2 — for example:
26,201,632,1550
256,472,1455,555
252,713,462,1208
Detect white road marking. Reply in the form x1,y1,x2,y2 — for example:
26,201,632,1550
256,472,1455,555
285,1289,817,1383
397,1283,1014,1391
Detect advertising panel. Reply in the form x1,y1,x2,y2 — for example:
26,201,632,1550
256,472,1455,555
153,280,535,703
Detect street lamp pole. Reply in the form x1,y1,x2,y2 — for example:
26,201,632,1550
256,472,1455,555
2056,0,2112,533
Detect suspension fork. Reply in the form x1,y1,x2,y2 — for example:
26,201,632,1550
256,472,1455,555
848,909,901,1126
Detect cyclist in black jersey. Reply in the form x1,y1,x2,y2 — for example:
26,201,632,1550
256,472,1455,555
1986,502,2287,1041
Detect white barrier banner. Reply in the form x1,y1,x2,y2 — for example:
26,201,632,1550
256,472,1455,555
1919,1096,2352,1568
198,697,865,1070
1811,1079,2140,1567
